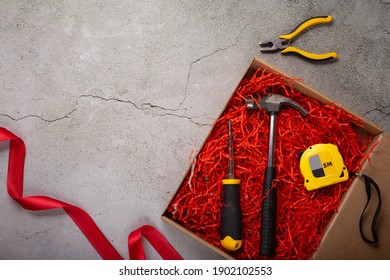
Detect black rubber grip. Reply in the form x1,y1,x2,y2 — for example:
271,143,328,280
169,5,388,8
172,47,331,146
260,166,277,256
221,183,242,241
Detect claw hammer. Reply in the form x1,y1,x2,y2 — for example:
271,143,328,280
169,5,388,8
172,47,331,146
246,94,308,256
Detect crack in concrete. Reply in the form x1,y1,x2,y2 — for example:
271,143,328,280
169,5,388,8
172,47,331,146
179,16,254,109
0,109,77,123
79,94,140,108
362,104,390,117
140,102,178,112
78,94,210,126
24,225,58,240
158,112,211,126
180,43,237,108
79,94,180,112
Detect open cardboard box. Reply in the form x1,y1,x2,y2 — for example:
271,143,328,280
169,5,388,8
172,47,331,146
162,57,389,260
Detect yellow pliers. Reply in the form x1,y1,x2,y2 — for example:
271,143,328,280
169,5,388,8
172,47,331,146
260,16,338,60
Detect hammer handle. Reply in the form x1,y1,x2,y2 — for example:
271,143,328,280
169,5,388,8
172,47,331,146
260,166,277,256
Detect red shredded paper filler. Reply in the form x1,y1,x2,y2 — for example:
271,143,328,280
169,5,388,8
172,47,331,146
166,67,371,260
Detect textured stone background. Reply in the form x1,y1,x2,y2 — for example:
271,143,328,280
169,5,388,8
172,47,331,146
0,0,389,259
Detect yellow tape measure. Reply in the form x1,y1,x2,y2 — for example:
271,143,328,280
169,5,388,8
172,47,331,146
299,144,349,191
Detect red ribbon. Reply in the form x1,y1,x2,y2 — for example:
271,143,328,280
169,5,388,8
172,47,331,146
128,225,183,260
0,127,182,260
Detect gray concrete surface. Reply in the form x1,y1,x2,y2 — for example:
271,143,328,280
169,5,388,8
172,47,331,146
0,0,389,260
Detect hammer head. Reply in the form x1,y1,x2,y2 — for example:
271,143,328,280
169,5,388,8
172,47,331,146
246,94,308,116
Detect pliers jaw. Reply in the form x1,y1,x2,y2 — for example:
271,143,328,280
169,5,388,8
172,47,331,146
259,38,290,52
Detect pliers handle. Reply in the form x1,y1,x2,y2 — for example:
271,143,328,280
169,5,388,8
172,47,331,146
260,16,338,60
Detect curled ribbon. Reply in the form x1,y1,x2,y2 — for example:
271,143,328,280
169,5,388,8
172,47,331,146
0,127,182,260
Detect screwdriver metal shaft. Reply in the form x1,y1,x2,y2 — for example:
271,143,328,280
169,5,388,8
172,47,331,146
227,120,234,179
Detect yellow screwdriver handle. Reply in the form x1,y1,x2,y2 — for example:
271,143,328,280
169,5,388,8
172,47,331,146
281,46,338,60
220,178,242,251
279,16,333,41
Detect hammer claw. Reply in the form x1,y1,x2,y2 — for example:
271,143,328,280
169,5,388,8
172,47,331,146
260,94,308,116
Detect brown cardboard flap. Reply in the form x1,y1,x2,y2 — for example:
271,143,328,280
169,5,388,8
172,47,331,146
313,133,390,259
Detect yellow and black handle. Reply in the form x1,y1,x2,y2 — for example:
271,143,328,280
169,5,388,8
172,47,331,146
281,47,338,60
220,178,242,251
279,16,338,60
279,16,333,41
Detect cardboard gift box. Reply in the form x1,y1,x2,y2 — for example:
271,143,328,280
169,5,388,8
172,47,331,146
162,57,389,260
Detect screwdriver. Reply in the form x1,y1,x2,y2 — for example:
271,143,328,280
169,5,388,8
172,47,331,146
220,120,242,251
